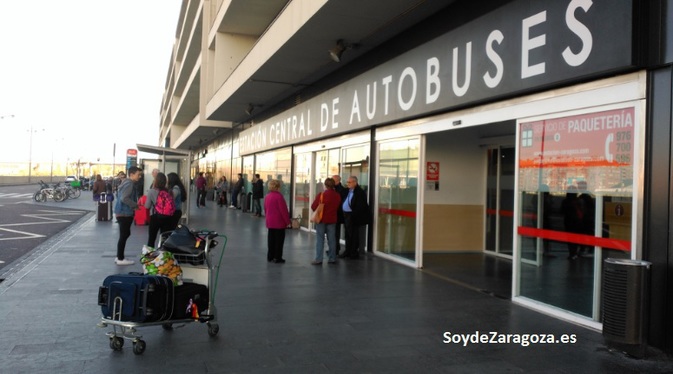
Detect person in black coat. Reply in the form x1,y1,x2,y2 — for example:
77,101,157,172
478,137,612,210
252,174,264,217
561,187,582,260
332,175,347,256
340,176,371,259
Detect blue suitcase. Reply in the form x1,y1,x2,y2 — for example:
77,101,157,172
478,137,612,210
98,273,174,322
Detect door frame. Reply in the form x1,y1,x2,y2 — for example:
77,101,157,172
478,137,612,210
372,134,424,268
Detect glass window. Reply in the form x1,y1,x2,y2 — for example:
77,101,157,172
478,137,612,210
377,138,419,262
253,148,292,216
517,107,635,319
294,152,311,228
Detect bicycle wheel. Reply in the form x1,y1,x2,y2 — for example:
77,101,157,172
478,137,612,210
52,190,66,202
33,191,46,203
67,188,81,199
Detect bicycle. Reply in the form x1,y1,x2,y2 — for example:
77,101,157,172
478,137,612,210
60,182,81,199
34,180,66,202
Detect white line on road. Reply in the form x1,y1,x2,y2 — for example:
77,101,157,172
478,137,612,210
0,193,33,199
0,227,45,241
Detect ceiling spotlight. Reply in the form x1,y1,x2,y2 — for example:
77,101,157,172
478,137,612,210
329,39,348,62
245,104,254,116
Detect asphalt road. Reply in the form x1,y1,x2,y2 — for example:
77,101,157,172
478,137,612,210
0,184,92,276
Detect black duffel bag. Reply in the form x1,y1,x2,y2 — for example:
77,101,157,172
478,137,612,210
162,225,206,265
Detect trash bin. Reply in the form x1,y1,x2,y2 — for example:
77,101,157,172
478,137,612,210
602,258,651,358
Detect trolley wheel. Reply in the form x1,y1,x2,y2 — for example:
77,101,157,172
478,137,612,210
207,323,219,337
132,339,146,355
162,323,173,330
109,336,124,351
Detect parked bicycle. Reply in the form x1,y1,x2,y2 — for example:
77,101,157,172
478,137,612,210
57,182,81,199
34,180,66,202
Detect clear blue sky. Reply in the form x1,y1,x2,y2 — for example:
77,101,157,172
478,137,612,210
0,0,181,164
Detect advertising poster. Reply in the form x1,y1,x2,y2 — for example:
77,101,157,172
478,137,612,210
518,107,634,196
126,149,138,170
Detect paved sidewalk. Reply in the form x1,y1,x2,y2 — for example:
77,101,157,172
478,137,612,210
0,197,671,373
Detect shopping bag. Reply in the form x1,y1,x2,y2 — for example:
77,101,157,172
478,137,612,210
140,245,184,286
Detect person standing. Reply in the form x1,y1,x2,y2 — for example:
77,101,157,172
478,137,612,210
195,172,207,208
562,187,582,260
150,168,159,188
167,172,187,230
205,171,215,201
264,179,290,263
311,178,341,265
252,174,264,217
216,176,229,207
92,174,106,200
332,174,347,256
341,176,370,259
113,166,143,265
230,173,244,209
112,171,125,194
145,172,176,248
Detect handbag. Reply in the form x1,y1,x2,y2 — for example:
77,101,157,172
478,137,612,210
291,215,301,229
162,225,202,255
161,225,206,265
310,193,324,223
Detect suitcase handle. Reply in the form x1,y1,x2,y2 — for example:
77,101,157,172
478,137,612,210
98,286,109,306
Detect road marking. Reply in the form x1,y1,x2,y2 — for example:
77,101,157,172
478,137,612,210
0,227,45,241
0,193,34,199
0,210,85,227
0,210,85,240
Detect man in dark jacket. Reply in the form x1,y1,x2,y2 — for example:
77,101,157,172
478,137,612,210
230,173,245,209
252,174,264,217
340,176,370,259
332,175,347,256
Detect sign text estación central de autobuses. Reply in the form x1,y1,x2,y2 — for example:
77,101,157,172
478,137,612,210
239,0,633,155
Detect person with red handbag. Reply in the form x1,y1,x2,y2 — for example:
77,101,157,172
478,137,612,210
310,178,341,265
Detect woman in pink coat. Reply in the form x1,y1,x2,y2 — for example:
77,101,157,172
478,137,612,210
264,179,291,263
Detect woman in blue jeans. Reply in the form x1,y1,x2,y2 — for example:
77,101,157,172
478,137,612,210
310,178,341,265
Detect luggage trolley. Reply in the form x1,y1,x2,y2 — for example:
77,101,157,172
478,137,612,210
97,227,226,355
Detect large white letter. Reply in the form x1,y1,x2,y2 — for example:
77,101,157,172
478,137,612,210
331,98,339,129
483,30,504,88
366,82,377,120
562,0,593,67
398,67,417,111
320,103,329,132
426,57,440,104
382,75,393,115
521,11,546,79
350,91,361,125
452,42,472,97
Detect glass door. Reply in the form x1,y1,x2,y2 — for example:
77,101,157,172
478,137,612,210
376,137,420,263
485,146,515,257
294,152,311,229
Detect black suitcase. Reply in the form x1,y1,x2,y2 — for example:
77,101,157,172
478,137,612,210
97,193,112,221
172,282,209,320
241,192,251,212
98,273,174,322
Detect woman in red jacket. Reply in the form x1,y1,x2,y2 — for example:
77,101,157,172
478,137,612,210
264,179,291,263
310,178,341,265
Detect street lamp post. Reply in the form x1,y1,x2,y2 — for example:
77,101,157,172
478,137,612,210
27,125,45,184
50,137,64,183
